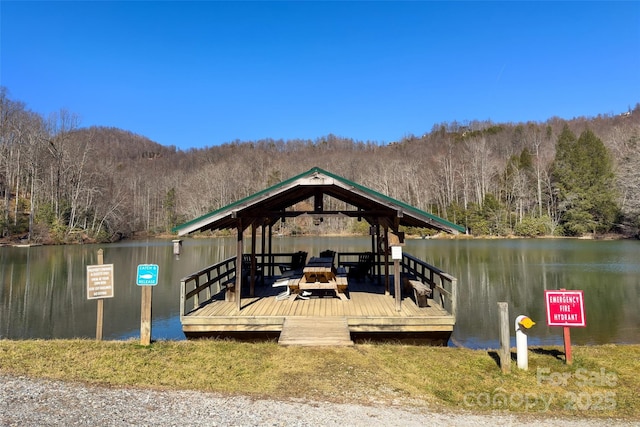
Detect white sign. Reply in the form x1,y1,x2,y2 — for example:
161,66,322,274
391,245,403,260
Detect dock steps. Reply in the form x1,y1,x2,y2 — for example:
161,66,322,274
278,316,354,346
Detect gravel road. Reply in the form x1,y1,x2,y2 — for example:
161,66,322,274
0,374,634,426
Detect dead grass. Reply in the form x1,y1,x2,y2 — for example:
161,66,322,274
0,340,638,420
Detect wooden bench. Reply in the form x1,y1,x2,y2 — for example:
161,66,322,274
335,276,348,295
222,277,236,302
408,279,432,307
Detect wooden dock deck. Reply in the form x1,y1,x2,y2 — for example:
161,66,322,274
181,278,455,343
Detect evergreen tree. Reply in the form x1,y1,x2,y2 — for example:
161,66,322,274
164,188,177,232
551,126,618,235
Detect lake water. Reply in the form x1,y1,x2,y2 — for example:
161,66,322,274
1,237,638,349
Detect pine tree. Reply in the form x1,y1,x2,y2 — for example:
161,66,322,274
551,126,618,235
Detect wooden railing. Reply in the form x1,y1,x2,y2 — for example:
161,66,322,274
336,252,366,267
401,253,457,317
338,250,457,317
180,252,308,316
180,251,457,318
180,257,237,317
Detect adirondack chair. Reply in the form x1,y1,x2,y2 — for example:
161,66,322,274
347,252,374,280
319,249,336,268
242,254,264,286
278,251,307,277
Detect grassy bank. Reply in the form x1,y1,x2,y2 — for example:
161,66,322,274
1,340,638,420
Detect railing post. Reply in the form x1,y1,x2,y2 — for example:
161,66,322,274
193,277,200,309
450,277,457,318
206,271,212,300
180,280,186,319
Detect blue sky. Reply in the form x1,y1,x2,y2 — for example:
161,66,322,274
2,1,639,149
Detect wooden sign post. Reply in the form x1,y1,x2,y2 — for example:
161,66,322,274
497,302,511,374
140,286,153,346
545,289,586,365
391,245,403,312
137,264,159,346
86,249,114,341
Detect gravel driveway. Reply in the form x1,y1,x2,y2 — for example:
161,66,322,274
0,374,634,426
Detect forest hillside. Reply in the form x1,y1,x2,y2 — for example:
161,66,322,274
1,87,639,244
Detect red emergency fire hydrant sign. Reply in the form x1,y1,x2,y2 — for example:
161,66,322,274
545,290,586,327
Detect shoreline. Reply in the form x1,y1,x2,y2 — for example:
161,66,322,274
2,231,636,247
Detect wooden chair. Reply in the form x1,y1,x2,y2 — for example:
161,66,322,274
293,251,308,270
242,254,264,286
319,249,336,267
347,252,373,280
279,251,307,277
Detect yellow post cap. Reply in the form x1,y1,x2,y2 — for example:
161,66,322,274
519,316,536,329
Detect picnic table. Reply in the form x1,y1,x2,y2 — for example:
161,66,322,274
286,257,349,300
302,257,335,283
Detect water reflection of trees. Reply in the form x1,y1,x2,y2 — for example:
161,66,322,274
408,239,639,348
1,239,638,346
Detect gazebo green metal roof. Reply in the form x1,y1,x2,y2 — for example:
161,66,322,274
173,167,466,236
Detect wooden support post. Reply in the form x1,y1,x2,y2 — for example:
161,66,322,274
236,222,243,311
140,286,152,346
250,222,257,297
498,302,511,374
384,226,390,295
96,299,104,341
261,222,267,276
96,249,104,341
394,258,401,312
372,225,378,280
267,223,273,277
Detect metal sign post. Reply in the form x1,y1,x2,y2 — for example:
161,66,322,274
545,289,586,365
137,264,159,346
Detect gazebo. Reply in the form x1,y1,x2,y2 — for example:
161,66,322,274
173,167,464,344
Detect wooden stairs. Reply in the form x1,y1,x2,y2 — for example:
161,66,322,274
278,316,354,346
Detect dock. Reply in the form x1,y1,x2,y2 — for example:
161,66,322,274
181,276,455,344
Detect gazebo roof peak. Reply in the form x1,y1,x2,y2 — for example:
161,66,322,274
173,166,466,236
